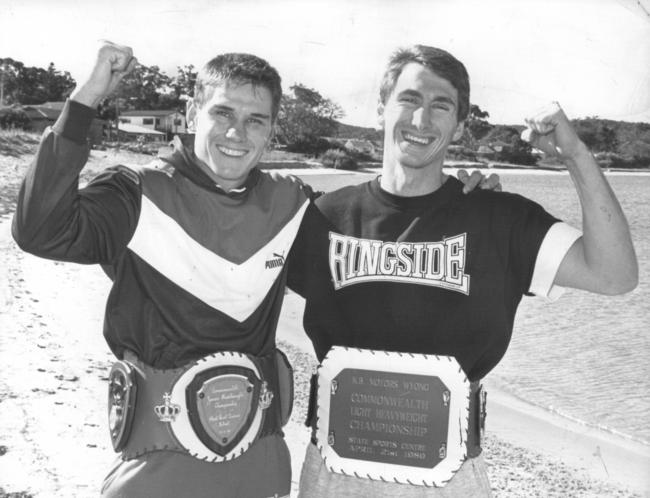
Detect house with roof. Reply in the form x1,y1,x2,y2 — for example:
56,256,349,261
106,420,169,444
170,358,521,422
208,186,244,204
476,144,498,158
115,122,167,142
119,110,187,136
22,101,105,144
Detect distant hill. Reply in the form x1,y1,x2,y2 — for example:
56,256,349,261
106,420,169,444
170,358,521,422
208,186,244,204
572,118,650,158
335,117,649,150
485,119,650,158
331,117,649,168
335,122,383,142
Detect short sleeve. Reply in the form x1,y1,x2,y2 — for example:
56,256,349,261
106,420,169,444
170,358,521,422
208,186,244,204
528,222,582,299
508,196,559,296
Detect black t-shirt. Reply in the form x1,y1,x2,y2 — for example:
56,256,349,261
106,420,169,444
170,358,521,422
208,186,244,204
288,176,558,380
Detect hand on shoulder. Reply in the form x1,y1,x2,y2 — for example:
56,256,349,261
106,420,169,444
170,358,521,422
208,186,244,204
456,169,502,194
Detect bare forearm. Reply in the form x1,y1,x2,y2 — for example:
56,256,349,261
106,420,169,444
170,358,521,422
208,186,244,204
523,103,638,294
563,144,638,293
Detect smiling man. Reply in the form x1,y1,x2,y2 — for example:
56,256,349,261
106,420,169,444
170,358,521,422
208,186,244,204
11,40,502,498
188,65,279,190
379,62,465,185
287,45,637,497
12,42,309,498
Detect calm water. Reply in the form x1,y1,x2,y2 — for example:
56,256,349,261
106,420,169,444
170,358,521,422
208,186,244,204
490,172,650,446
298,170,650,446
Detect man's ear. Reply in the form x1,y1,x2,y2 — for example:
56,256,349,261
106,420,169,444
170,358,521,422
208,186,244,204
453,121,465,142
377,102,385,128
186,98,197,133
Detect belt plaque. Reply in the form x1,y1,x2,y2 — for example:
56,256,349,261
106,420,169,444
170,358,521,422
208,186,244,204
166,352,270,462
316,347,470,487
186,366,260,457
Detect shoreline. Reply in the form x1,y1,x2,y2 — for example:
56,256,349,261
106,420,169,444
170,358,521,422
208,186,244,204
486,379,650,448
482,379,650,490
265,166,650,176
1,219,648,497
277,291,650,495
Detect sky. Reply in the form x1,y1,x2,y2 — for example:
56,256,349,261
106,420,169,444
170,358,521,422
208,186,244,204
2,0,650,127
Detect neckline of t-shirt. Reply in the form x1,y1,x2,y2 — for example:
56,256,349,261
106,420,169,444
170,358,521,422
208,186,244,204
368,175,462,210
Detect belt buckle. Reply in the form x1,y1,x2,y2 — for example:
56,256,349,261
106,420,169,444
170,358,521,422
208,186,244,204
185,366,270,457
315,347,471,487
162,353,273,462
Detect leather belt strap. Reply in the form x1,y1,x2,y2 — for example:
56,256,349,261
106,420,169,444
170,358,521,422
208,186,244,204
466,381,486,458
306,375,486,459
121,350,285,460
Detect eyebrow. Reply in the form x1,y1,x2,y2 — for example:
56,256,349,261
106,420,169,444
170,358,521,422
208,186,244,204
397,89,422,100
250,112,272,120
209,104,271,121
397,90,456,107
432,96,457,107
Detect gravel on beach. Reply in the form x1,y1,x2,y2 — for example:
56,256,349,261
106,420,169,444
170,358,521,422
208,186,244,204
1,139,644,497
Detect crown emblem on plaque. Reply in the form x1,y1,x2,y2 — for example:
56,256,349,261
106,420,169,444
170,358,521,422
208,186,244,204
259,381,274,410
154,392,181,422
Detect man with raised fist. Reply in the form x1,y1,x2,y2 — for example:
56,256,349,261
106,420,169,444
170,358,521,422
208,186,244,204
13,40,307,498
287,44,638,497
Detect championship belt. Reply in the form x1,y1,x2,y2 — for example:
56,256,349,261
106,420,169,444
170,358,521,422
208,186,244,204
107,350,291,462
315,347,471,487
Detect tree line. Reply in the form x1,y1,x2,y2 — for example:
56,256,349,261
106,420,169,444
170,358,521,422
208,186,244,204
456,104,650,168
1,57,649,168
0,57,345,151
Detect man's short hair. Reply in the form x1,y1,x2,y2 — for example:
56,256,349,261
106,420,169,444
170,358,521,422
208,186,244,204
193,53,282,121
379,45,470,122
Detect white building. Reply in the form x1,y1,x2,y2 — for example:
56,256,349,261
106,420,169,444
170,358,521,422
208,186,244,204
119,110,187,135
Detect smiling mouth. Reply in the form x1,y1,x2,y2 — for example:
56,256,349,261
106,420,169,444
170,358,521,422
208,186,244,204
217,145,248,157
402,131,434,146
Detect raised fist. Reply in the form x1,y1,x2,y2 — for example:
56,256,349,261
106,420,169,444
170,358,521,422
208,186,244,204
521,102,586,161
71,41,137,108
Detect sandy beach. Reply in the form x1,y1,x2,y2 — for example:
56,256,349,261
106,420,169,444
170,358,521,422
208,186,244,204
1,217,648,498
1,142,648,497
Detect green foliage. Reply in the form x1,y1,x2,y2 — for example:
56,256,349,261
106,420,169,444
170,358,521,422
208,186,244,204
290,84,344,121
572,118,650,159
4,54,649,171
480,125,537,165
336,122,383,142
284,136,332,155
319,148,358,170
481,124,525,144
569,118,650,169
572,119,619,153
1,58,75,105
460,104,493,149
495,138,537,166
0,106,31,130
171,65,197,103
98,63,179,122
594,152,650,169
276,83,343,152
